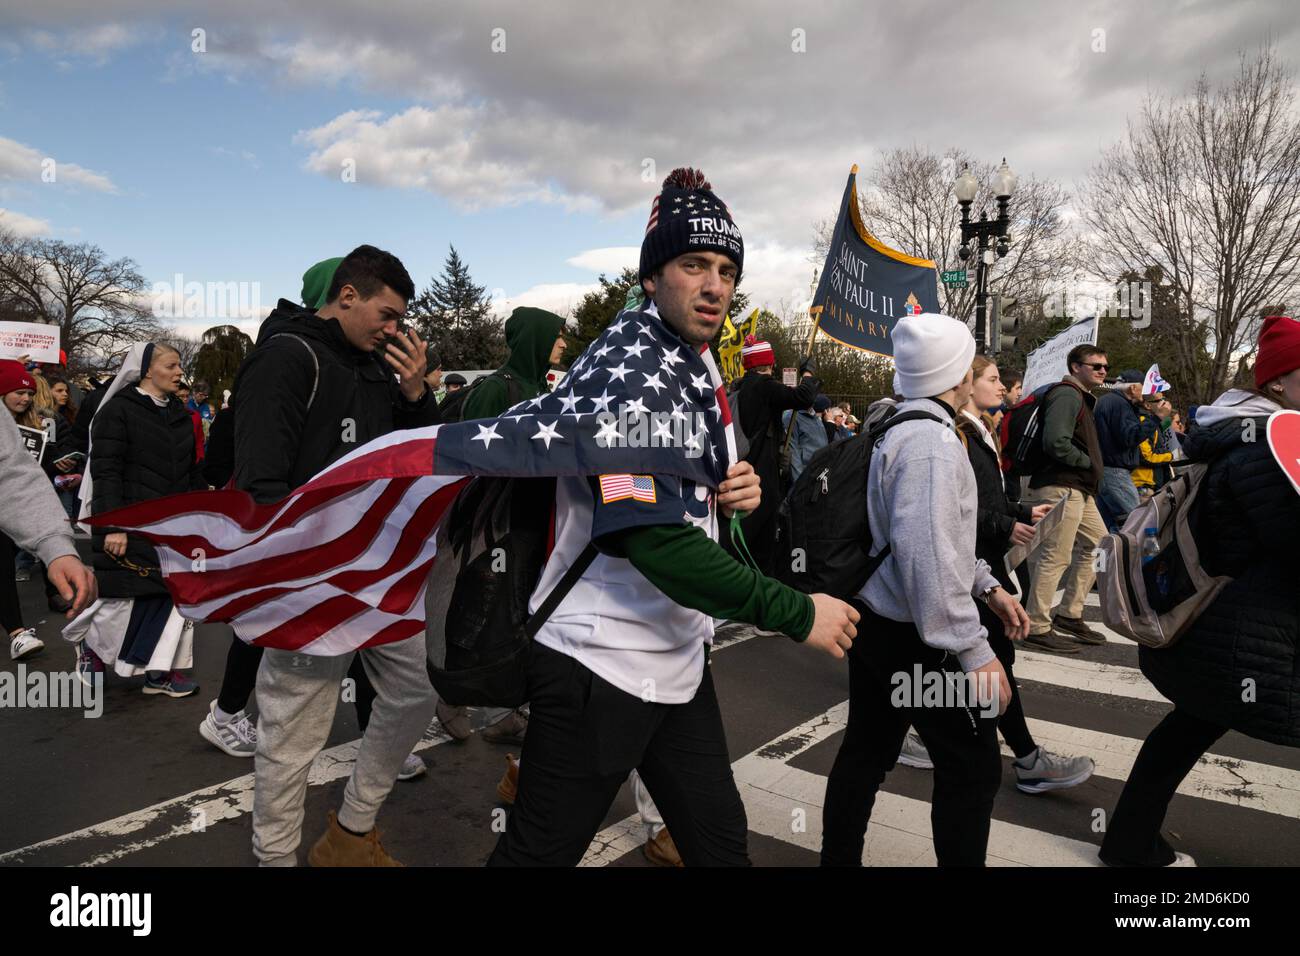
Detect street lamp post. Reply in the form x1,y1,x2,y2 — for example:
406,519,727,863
954,159,1017,352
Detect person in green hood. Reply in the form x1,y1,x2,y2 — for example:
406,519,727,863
460,307,567,421
436,306,567,747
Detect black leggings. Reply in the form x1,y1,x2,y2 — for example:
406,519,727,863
0,533,23,633
216,632,378,728
1099,708,1228,866
979,601,1037,760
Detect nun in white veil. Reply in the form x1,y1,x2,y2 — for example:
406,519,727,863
65,342,205,693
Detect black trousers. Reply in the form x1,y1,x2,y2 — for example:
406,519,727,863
821,601,1003,867
216,632,378,729
0,533,23,633
1099,708,1227,866
488,641,749,867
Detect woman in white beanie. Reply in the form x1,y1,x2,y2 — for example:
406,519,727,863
821,313,1029,867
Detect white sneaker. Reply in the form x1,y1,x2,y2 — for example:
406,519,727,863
1169,851,1197,867
9,628,44,661
198,700,258,757
397,752,426,781
896,730,934,770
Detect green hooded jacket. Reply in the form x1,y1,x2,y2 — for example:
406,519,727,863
462,307,567,419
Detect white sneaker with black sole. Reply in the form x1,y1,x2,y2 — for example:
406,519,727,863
198,700,258,756
1013,747,1095,793
9,628,43,661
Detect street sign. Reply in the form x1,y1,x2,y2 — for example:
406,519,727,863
941,269,968,287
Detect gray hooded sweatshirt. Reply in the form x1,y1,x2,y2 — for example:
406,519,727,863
858,398,1001,672
1,413,78,565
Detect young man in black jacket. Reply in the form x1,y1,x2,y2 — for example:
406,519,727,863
213,245,441,866
731,336,819,575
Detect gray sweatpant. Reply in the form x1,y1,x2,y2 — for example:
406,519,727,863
252,635,436,866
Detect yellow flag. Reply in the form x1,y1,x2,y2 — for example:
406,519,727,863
718,308,760,383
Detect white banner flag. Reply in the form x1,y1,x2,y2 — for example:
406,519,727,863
1021,316,1098,397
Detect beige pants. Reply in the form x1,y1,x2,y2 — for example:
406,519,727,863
1024,485,1107,634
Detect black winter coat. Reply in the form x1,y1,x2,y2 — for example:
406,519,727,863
957,414,1033,592
90,388,206,598
1138,413,1300,747
732,369,820,572
231,301,441,504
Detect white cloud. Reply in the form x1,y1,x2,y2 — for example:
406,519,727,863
0,136,118,193
0,208,52,237
565,247,639,275
25,23,140,63
490,282,599,321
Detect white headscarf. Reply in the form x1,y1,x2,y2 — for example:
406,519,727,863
77,342,150,532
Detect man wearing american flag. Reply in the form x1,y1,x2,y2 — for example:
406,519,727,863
481,169,860,865
92,168,861,867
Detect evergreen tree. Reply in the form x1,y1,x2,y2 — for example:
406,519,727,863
565,268,639,362
193,325,254,397
410,245,506,370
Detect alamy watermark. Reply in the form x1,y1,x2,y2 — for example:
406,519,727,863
0,664,102,718
1043,280,1151,329
890,664,1002,719
593,406,711,459
151,273,262,320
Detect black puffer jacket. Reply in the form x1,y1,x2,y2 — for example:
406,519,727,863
89,387,205,598
1138,398,1300,747
231,300,440,504
957,412,1033,593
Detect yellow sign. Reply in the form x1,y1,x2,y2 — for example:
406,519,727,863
717,308,760,384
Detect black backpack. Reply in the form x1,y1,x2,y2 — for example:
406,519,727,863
424,476,595,706
775,409,944,600
438,370,525,423
202,333,321,488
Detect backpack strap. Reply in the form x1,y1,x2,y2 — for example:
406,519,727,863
266,333,321,411
523,542,598,639
860,409,948,578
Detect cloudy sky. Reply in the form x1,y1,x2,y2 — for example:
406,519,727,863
1,0,1296,340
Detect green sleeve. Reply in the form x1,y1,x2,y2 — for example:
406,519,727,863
1041,387,1091,470
596,523,815,641
460,377,508,420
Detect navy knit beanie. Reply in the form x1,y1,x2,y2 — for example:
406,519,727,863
639,167,743,285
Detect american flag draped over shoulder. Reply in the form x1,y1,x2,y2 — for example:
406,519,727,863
88,302,738,654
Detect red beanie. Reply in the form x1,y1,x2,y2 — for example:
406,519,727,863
741,334,775,369
1255,315,1300,388
0,360,35,396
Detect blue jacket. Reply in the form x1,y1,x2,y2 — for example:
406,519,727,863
1093,389,1156,470
781,408,828,484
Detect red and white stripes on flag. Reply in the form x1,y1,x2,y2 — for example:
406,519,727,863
89,425,465,655
89,318,739,658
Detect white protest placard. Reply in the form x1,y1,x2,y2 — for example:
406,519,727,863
1004,493,1067,572
1020,316,1098,397
782,367,797,387
0,321,60,364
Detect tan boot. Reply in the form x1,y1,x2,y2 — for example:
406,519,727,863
643,827,683,867
307,810,403,867
496,753,520,805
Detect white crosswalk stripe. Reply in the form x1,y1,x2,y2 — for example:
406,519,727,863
583,614,1300,867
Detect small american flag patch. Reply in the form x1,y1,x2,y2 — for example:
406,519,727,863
599,474,657,504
